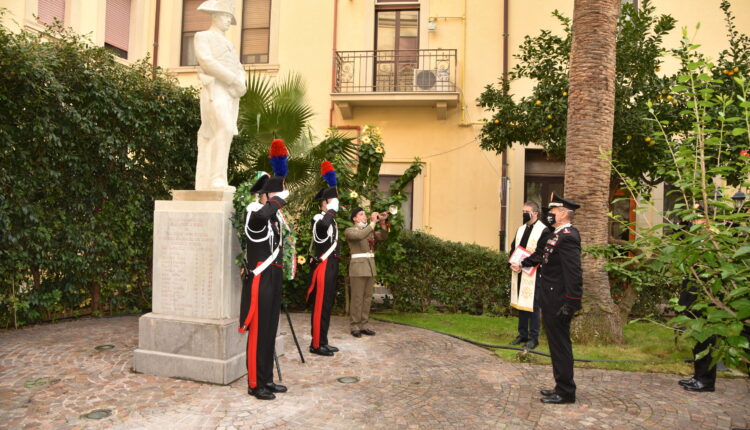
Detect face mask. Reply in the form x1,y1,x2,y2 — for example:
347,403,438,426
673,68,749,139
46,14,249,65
546,213,556,225
522,213,531,224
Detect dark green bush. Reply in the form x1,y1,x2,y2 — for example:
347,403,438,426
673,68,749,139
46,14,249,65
0,20,200,327
382,231,510,314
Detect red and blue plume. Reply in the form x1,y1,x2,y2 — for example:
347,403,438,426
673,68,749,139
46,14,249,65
268,139,289,177
320,160,337,187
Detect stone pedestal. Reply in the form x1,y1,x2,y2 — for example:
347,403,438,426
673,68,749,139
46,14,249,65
133,190,285,385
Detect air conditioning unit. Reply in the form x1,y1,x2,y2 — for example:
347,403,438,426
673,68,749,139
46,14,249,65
413,69,452,92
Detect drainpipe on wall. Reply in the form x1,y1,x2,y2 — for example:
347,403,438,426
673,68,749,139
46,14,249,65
498,0,509,251
152,0,161,78
329,0,339,127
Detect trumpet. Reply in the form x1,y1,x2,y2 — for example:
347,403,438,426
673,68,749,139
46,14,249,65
377,205,398,220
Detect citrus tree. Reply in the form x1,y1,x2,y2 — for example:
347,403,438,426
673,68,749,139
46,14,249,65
605,34,750,370
477,0,677,195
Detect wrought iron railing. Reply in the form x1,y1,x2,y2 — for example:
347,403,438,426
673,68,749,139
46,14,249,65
333,49,458,93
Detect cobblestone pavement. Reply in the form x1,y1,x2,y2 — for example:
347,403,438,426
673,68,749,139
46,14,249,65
1,315,748,430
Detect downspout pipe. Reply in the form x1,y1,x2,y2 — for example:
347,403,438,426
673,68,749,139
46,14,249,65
152,0,161,78
499,0,509,251
329,0,339,126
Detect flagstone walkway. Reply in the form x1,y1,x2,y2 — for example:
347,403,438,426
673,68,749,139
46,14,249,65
1,315,748,429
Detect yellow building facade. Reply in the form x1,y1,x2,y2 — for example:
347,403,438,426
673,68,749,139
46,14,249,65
3,0,749,250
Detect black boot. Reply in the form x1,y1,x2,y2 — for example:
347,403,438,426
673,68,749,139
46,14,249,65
266,382,288,393
540,394,575,404
322,344,339,353
248,386,276,400
309,346,334,356
683,380,715,392
678,377,696,387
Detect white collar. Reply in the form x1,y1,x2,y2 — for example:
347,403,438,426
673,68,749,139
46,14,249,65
554,223,572,234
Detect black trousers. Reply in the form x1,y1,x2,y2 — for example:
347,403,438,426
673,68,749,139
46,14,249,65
693,336,717,386
541,302,576,399
518,305,540,341
245,265,282,388
309,258,339,347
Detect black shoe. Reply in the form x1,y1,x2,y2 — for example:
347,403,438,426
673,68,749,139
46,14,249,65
540,389,556,397
309,346,334,356
361,329,376,336
323,345,339,353
683,380,715,392
540,394,575,404
678,377,696,387
510,336,527,345
351,330,362,338
265,382,287,393
248,386,276,400
525,339,539,350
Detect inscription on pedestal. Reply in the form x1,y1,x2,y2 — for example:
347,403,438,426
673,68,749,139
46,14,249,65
153,212,221,318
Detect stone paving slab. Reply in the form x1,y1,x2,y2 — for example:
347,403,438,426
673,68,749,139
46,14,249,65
0,315,748,429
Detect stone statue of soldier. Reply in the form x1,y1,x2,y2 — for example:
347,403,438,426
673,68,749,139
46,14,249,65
193,0,247,191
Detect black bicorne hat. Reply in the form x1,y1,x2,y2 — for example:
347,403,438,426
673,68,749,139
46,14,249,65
249,172,270,194
548,192,581,210
261,176,285,193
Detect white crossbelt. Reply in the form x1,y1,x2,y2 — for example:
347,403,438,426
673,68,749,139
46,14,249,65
252,245,280,276
351,252,374,259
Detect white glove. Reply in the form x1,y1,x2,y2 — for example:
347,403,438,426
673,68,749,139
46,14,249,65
327,198,339,212
276,189,290,201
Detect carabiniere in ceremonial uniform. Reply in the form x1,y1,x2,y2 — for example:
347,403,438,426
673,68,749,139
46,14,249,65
306,161,341,356
521,192,582,404
240,139,291,401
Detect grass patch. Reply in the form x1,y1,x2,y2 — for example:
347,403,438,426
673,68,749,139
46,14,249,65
373,311,702,375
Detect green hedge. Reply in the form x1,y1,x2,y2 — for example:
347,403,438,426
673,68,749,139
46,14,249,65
382,231,510,314
0,21,200,327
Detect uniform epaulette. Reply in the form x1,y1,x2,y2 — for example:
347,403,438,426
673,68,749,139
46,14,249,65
313,213,324,221
562,227,571,234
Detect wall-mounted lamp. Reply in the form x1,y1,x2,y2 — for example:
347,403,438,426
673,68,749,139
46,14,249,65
732,189,746,209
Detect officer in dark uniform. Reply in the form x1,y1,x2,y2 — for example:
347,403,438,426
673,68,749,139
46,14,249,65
518,192,582,404
240,140,290,401
307,161,340,356
677,205,717,392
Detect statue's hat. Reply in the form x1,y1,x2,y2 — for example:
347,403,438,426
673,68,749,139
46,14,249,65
197,0,237,25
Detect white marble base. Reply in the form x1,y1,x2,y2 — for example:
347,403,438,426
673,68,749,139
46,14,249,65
134,313,247,384
134,190,285,385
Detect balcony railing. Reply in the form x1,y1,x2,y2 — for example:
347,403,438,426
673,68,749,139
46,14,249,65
333,49,458,93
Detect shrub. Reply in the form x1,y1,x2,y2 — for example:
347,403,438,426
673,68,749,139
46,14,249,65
383,231,511,314
0,20,200,327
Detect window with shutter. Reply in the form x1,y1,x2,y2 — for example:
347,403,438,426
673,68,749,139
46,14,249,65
181,0,212,66
37,0,65,26
241,0,271,64
105,0,131,59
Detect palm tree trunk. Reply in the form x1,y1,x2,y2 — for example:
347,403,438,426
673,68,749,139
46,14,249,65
564,0,623,344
